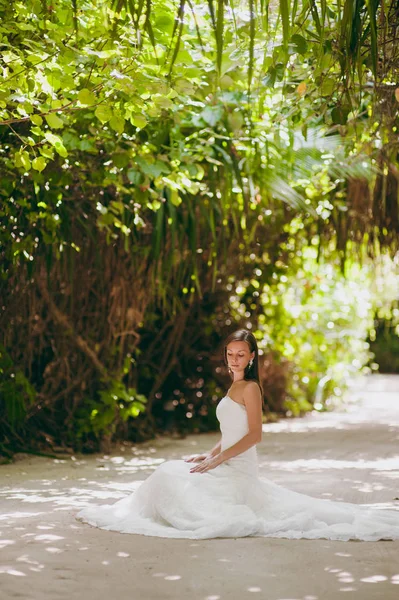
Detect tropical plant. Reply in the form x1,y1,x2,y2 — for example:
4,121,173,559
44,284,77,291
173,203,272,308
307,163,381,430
1,0,398,456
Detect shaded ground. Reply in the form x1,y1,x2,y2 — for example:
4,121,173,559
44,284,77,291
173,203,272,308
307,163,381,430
1,374,398,600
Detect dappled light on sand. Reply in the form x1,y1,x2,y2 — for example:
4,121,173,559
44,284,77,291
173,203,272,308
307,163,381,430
0,376,398,598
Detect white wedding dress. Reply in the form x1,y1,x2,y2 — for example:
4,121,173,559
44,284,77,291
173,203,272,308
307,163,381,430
76,395,399,540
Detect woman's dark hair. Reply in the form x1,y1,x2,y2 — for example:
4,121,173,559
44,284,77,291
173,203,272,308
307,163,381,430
223,329,263,398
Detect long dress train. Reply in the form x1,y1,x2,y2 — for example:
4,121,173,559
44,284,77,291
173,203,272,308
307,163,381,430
76,395,399,540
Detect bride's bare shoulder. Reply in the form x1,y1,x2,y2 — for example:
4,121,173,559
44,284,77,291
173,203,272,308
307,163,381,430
243,381,262,402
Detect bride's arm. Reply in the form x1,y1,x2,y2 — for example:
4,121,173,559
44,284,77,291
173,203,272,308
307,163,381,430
209,439,222,457
185,438,221,462
189,382,262,472
219,430,260,462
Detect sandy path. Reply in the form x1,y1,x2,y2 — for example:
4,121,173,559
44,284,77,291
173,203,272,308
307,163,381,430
1,374,398,600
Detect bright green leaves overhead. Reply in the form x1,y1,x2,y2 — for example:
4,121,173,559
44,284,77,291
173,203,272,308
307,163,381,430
31,114,43,126
169,188,182,207
32,156,47,172
1,0,397,276
95,105,113,124
14,150,31,171
78,88,96,106
109,111,125,134
45,113,64,129
94,105,125,133
44,132,68,157
130,114,147,129
1,3,399,465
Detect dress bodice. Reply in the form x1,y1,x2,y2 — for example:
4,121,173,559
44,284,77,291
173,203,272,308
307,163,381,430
216,395,258,476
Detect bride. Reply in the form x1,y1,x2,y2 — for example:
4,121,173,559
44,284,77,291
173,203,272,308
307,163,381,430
76,329,399,541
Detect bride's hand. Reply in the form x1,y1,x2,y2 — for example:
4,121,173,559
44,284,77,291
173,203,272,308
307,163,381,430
189,454,223,473
184,453,209,463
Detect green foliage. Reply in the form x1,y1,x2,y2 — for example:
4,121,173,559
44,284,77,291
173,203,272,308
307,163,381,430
253,255,374,412
74,377,147,447
0,0,398,455
0,345,36,433
1,0,398,286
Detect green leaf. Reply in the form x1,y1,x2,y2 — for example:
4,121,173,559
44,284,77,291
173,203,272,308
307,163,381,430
275,63,285,81
78,88,96,106
136,157,169,178
39,145,55,160
154,13,174,33
112,152,130,168
170,189,182,206
95,105,113,124
174,79,195,94
109,114,125,134
201,105,223,126
227,111,244,131
153,96,174,110
44,132,62,146
289,34,308,55
15,151,31,171
127,169,144,184
220,74,234,89
331,106,351,125
32,156,47,172
130,114,147,129
44,132,68,157
54,144,68,158
45,113,64,129
263,67,276,87
320,78,336,96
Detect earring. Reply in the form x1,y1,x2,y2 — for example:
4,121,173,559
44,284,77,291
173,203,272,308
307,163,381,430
249,359,253,367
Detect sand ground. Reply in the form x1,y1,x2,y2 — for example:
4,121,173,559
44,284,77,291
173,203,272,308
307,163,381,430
1,374,398,600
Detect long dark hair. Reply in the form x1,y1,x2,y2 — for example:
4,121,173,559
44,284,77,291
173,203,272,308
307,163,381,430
223,329,263,397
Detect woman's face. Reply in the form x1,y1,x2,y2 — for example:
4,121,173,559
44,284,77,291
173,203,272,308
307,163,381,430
226,341,255,372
